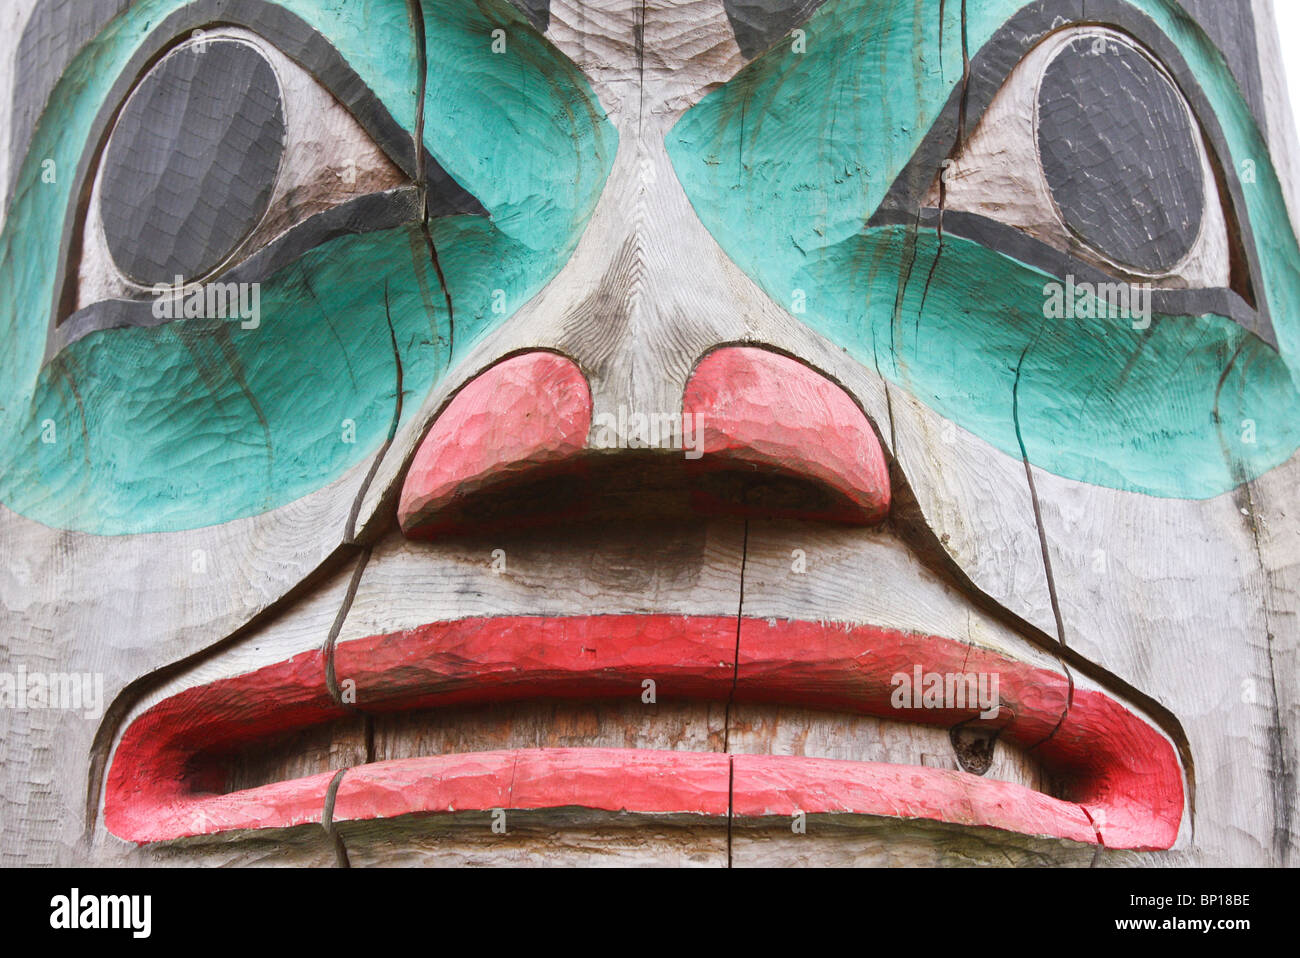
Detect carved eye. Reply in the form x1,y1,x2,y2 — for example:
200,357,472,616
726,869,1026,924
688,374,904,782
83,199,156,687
97,37,290,286
1036,34,1203,275
929,26,1232,290
55,24,487,353
72,28,409,311
64,27,413,332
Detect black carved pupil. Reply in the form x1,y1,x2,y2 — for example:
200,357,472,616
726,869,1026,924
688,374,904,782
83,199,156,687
99,39,286,286
1036,36,1204,275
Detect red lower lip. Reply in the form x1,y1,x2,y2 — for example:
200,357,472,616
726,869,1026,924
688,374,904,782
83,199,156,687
105,615,1183,850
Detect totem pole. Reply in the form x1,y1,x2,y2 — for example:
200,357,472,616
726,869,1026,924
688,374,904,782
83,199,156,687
0,0,1296,866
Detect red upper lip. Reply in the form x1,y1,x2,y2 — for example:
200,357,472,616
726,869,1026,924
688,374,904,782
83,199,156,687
105,613,1183,850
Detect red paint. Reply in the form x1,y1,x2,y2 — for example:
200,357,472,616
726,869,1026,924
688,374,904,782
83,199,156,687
735,619,1183,849
333,749,733,824
105,616,1182,850
397,347,891,535
399,352,592,536
683,347,891,523
333,614,737,713
104,649,346,843
1035,686,1186,850
730,754,1098,843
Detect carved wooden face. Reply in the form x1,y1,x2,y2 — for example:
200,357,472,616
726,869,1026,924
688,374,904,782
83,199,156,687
1,0,1296,866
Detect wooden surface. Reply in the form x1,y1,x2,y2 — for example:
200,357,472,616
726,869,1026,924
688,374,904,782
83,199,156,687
0,0,1296,868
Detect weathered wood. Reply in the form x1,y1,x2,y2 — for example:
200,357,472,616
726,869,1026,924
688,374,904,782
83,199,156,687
1,0,1297,868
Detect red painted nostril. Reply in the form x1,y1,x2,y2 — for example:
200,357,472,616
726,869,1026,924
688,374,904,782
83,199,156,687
398,352,591,537
683,347,891,524
397,347,888,536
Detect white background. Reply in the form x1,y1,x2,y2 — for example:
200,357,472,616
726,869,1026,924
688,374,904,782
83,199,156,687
1276,2,1300,131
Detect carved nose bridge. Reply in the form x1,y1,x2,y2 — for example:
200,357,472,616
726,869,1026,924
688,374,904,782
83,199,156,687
536,118,749,424
397,348,891,537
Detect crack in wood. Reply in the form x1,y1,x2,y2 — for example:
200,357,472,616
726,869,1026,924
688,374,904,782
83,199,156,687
1011,335,1076,753
345,280,405,540
724,518,749,868
407,0,456,357
1241,479,1294,862
722,519,750,755
1079,802,1106,867
323,546,372,710
346,283,406,543
890,208,924,366
918,0,968,321
83,544,367,842
322,768,351,867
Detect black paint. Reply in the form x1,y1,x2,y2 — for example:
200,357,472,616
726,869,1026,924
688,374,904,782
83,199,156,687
870,207,1272,347
1178,0,1265,138
511,0,551,32
7,0,131,212
100,40,286,285
42,0,486,360
1037,36,1203,275
722,0,827,59
55,187,422,353
872,0,1271,347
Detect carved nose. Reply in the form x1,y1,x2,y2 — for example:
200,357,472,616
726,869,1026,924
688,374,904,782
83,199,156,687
397,348,890,537
683,347,891,524
398,352,592,536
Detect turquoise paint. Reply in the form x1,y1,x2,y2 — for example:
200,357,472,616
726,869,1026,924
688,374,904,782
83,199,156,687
420,1,615,257
667,0,1300,499
0,0,615,533
798,226,1300,495
13,228,431,532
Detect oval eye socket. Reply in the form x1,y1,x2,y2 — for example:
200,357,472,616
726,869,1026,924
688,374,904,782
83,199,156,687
1036,36,1203,275
53,22,490,356
99,38,287,286
923,25,1235,293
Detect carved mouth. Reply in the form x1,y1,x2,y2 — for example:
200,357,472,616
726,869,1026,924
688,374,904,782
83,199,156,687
105,614,1182,849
